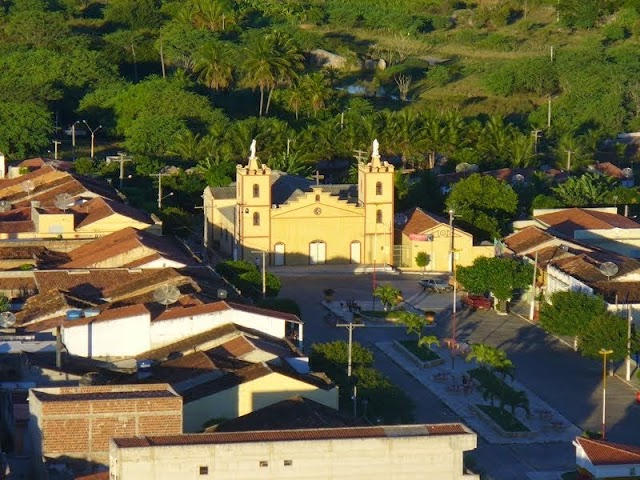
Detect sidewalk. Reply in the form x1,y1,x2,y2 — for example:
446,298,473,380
376,341,582,445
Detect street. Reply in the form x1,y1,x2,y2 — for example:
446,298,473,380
278,271,640,480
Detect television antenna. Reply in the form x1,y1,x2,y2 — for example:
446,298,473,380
22,180,35,197
599,261,619,281
153,285,181,310
54,193,74,212
0,311,16,328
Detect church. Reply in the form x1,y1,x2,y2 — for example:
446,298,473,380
203,140,394,266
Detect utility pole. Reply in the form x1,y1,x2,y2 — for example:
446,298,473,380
251,250,268,299
52,140,61,160
336,320,365,417
353,149,367,163
550,45,554,62
529,250,539,321
150,170,172,210
626,305,633,381
70,121,80,160
107,152,133,190
83,120,102,159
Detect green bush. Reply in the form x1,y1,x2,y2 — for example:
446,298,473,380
255,298,301,317
238,270,282,297
603,23,629,42
484,57,558,96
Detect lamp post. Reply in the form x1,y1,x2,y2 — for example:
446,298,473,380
449,209,457,343
599,348,613,440
251,250,267,299
70,121,80,159
529,250,539,321
82,120,102,159
336,320,365,417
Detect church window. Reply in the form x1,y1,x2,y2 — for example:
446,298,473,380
376,210,383,224
253,184,260,198
376,181,382,195
253,212,260,226
315,194,320,202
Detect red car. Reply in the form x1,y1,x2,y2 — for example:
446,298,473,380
462,295,492,311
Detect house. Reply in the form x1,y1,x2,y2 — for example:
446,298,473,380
109,423,478,480
36,227,192,269
204,140,394,266
395,207,494,271
28,384,182,472
514,208,640,258
59,300,303,359
574,437,640,479
180,361,337,432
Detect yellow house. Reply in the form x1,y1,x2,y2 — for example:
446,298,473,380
395,207,494,272
204,140,394,266
181,362,338,432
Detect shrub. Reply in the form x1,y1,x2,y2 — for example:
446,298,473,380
255,298,301,318
603,23,629,42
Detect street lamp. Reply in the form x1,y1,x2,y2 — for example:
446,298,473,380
82,120,102,159
599,348,613,440
159,192,173,209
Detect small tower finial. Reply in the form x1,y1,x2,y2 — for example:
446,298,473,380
248,139,259,170
371,138,381,167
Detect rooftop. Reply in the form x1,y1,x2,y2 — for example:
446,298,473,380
504,226,557,254
31,383,179,403
400,207,447,236
535,208,640,237
575,437,640,466
113,423,473,448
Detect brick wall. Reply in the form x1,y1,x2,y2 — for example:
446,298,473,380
30,385,182,466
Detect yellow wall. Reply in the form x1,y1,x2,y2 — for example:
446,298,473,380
183,372,339,432
75,214,153,237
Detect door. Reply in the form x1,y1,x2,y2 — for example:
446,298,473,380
274,243,285,266
310,241,326,265
350,241,361,264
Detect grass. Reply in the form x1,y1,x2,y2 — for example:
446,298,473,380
476,405,529,433
398,340,440,362
360,310,401,320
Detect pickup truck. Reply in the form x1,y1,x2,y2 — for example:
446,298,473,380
419,278,453,293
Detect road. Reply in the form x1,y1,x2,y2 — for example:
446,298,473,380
278,271,640,480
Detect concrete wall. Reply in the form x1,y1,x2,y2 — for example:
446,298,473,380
75,213,152,237
62,314,151,358
182,372,339,432
110,432,478,480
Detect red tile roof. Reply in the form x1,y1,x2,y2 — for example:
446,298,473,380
504,227,556,254
72,197,153,229
401,207,447,236
576,437,640,466
62,304,150,328
536,208,640,236
591,162,625,179
210,336,255,358
113,423,472,448
31,383,178,403
153,300,302,324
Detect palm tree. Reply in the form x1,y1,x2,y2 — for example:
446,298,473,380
500,389,530,416
264,32,304,115
418,335,440,351
300,73,332,117
552,172,618,207
285,84,305,120
190,0,235,31
194,41,235,91
508,131,537,167
241,39,279,117
267,152,313,177
397,311,428,342
169,130,202,161
373,284,402,312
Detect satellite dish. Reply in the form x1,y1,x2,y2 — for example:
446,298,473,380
622,167,633,179
394,213,408,226
54,193,74,212
22,180,35,196
0,200,10,213
455,162,470,173
512,174,525,184
153,285,181,309
599,261,619,280
0,311,16,328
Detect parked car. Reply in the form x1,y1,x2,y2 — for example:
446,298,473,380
419,278,453,293
461,294,493,311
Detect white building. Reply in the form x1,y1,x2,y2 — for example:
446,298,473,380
109,424,478,480
574,437,640,479
61,301,303,359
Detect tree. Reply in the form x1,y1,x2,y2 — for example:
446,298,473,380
552,173,618,207
539,291,608,351
418,335,439,351
415,252,431,272
466,343,514,378
397,311,429,342
456,257,533,312
309,341,374,382
373,284,402,311
0,101,53,159
445,174,518,240
194,41,235,91
578,312,637,362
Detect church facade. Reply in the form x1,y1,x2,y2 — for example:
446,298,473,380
203,141,394,266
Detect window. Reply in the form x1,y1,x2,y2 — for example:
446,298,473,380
315,194,320,202
253,184,260,198
199,466,209,475
376,181,382,195
253,212,260,226
259,461,269,468
376,209,383,224
284,460,293,467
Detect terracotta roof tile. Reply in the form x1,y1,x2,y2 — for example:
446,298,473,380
209,336,255,358
576,437,640,466
550,251,640,283
153,300,301,324
62,304,150,328
401,207,446,236
75,472,109,480
591,162,625,179
113,423,472,448
504,227,556,254
32,383,178,403
536,208,640,237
